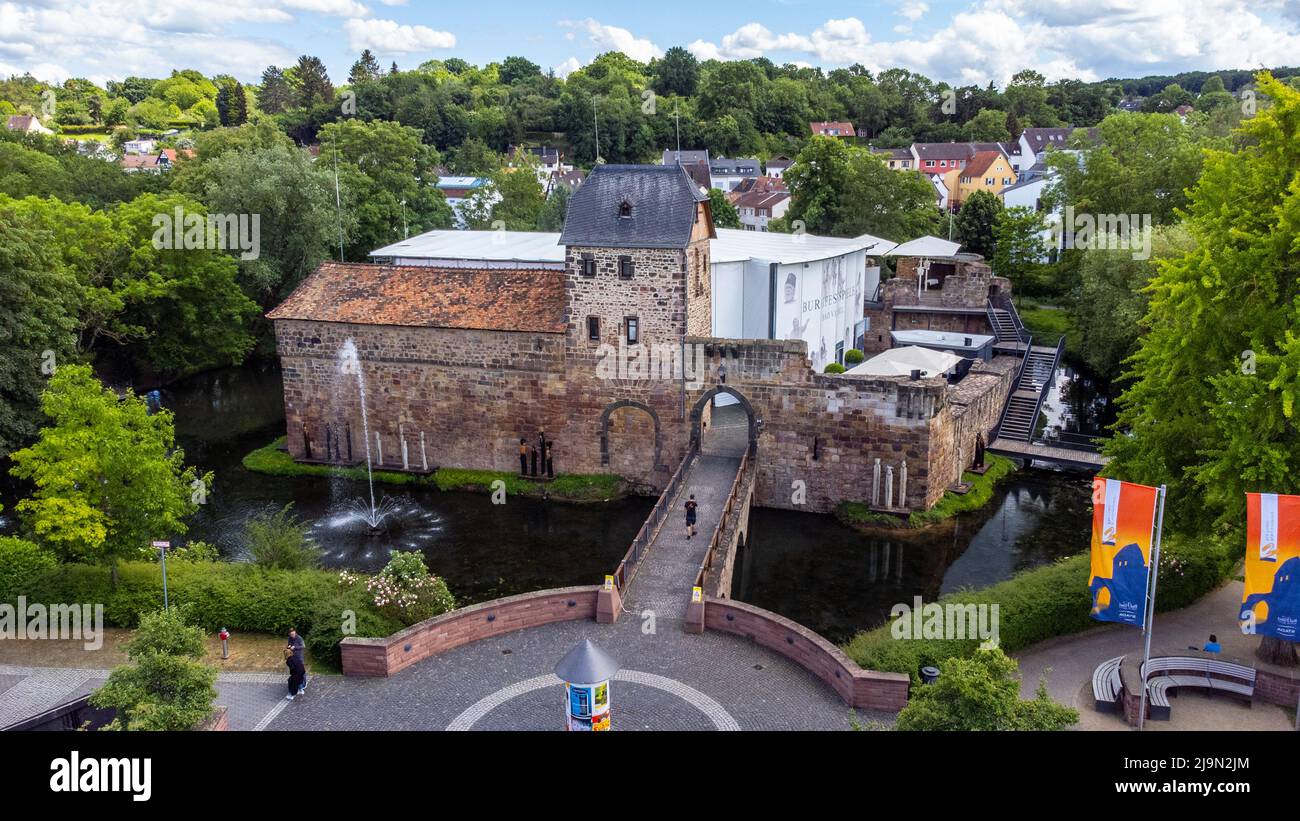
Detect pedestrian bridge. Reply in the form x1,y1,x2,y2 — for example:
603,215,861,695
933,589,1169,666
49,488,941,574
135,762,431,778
603,405,754,625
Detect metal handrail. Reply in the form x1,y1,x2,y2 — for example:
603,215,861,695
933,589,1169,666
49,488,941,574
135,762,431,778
1026,335,1066,444
611,443,698,592
991,332,1033,440
692,446,752,591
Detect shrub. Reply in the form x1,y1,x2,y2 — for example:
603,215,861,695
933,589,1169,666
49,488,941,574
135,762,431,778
845,531,1236,675
244,504,319,570
433,467,625,501
304,575,404,669
824,362,846,374
895,646,1077,731
366,551,455,626
90,606,218,731
0,537,59,602
844,348,865,365
242,437,430,486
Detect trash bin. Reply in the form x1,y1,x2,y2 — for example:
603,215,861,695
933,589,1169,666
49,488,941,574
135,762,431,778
919,665,940,685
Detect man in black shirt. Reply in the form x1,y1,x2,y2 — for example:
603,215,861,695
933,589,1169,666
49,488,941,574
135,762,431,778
684,494,698,540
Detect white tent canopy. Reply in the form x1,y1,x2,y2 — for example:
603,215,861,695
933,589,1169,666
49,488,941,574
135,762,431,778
847,345,964,378
885,236,961,258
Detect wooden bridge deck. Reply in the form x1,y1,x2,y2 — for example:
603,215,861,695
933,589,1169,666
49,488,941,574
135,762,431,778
988,437,1109,469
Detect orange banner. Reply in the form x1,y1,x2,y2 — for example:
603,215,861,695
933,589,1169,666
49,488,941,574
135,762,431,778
1241,493,1300,640
1088,478,1160,627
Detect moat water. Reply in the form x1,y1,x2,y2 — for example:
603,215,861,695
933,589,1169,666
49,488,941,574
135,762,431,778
0,363,1103,642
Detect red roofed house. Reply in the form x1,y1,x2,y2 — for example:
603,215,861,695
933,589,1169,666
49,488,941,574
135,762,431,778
810,121,855,138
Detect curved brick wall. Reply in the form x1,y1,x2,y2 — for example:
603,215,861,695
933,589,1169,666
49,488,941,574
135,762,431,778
340,586,599,677
702,597,910,712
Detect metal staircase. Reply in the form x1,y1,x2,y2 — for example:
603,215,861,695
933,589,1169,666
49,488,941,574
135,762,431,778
994,335,1066,443
986,297,1027,344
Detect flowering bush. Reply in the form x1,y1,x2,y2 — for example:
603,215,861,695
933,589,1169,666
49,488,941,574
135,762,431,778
366,551,455,626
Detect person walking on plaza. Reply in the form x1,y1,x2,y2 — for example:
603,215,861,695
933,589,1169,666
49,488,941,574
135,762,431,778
519,438,529,476
684,494,698,540
287,628,306,696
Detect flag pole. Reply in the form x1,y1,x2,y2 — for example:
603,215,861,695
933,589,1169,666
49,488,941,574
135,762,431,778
1137,484,1167,731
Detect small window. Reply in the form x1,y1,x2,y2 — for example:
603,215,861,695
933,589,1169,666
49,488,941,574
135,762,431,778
581,253,596,277
625,316,639,345
587,316,600,341
618,255,634,279
619,199,632,219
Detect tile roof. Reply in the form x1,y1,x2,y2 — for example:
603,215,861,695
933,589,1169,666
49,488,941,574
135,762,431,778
811,121,854,136
559,163,710,249
266,261,568,333
962,150,1006,179
732,189,789,210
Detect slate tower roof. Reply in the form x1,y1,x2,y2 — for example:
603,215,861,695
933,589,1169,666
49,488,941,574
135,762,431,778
559,164,711,250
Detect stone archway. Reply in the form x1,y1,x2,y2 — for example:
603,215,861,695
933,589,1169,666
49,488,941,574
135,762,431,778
690,386,758,455
599,400,663,476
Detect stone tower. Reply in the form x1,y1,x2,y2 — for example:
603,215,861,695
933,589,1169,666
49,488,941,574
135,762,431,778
558,164,715,363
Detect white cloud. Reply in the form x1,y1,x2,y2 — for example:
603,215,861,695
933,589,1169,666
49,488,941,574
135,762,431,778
343,18,455,54
281,0,370,17
553,56,583,78
561,18,662,63
898,1,929,20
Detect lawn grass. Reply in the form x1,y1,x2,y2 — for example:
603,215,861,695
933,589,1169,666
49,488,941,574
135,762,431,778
243,437,628,502
835,453,1017,531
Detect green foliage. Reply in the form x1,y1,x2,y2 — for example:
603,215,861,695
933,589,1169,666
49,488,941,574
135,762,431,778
535,184,570,232
823,362,846,374
907,453,1016,526
707,188,741,229
1104,74,1300,534
0,537,59,602
432,468,626,501
241,437,431,486
90,606,218,731
845,532,1235,675
954,190,1002,260
844,348,865,366
8,365,209,566
244,504,319,570
895,646,1078,731
991,206,1048,294
365,550,455,626
778,137,941,240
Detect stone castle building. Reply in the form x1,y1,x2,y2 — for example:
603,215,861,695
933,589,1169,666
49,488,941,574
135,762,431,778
268,164,1015,513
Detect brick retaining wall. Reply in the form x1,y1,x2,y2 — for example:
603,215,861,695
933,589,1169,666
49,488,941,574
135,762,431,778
340,586,600,677
700,597,910,712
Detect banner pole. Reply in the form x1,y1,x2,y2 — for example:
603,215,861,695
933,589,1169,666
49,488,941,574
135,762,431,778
1137,484,1167,731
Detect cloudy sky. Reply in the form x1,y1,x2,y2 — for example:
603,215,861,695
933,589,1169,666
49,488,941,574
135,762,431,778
3,0,1300,87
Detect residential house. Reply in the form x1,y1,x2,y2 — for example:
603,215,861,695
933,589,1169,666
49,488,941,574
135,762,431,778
551,168,586,194
727,175,787,201
709,157,761,191
952,150,1017,208
1016,126,1098,170
910,141,1009,175
5,114,53,135
765,155,794,179
810,121,855,138
123,137,158,155
660,148,712,191
436,176,498,228
733,189,790,232
120,147,191,173
871,147,914,170
508,144,573,188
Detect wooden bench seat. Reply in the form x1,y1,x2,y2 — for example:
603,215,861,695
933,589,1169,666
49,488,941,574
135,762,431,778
1092,655,1124,712
1141,656,1256,721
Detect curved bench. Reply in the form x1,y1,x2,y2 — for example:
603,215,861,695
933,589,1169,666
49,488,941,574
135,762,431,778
1141,656,1256,721
1092,655,1124,712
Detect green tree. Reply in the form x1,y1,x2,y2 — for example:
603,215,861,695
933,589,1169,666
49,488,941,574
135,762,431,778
962,107,1011,142
8,365,210,570
1106,75,1300,542
294,55,334,108
536,184,571,232
991,205,1048,295
245,504,319,570
348,50,382,85
954,190,1002,260
215,80,248,127
895,646,1078,731
0,196,83,456
499,56,542,86
257,66,293,115
653,47,699,97
90,606,218,731
487,156,546,230
708,188,741,229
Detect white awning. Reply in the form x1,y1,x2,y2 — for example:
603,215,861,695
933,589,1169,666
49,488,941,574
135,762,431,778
885,236,961,258
847,345,964,378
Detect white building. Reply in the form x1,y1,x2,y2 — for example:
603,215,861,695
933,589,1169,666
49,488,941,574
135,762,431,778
999,162,1062,254
370,226,895,372
435,176,498,228
709,157,761,191
732,190,790,232
123,138,158,155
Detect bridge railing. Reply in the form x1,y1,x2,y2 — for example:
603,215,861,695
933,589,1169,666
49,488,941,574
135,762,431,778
692,445,752,593
991,331,1033,440
1025,335,1066,443
610,443,698,593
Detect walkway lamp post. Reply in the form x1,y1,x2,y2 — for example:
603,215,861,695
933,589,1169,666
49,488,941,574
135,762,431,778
151,541,171,610
555,639,619,732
